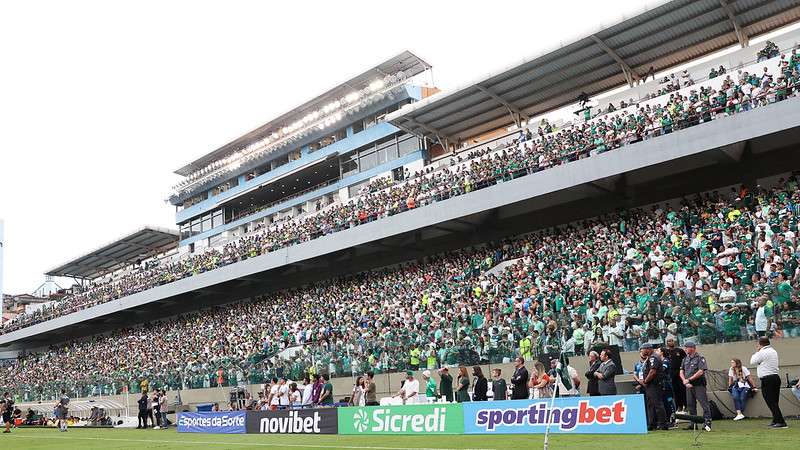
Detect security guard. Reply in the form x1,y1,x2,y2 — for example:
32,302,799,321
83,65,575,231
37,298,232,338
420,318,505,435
638,344,669,431
409,344,421,371
679,341,712,431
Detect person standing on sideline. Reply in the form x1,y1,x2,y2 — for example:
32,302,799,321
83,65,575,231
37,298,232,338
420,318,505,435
679,342,712,432
438,368,454,402
456,367,471,403
350,377,364,406
56,390,70,432
639,344,668,431
491,369,507,400
159,389,169,428
510,357,529,400
594,348,618,396
2,392,14,433
137,391,148,429
395,371,419,405
423,370,437,403
664,337,687,412
585,351,602,396
472,366,488,401
302,375,314,407
728,358,756,421
152,391,161,428
364,372,379,406
318,375,334,406
750,337,787,428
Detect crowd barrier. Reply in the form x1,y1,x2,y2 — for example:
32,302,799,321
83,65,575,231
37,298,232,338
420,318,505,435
176,394,646,435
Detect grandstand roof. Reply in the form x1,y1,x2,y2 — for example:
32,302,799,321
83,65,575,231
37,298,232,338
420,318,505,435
386,0,800,144
45,226,179,280
175,50,431,176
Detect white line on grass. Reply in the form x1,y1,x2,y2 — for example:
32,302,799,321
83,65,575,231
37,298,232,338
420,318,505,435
3,434,496,450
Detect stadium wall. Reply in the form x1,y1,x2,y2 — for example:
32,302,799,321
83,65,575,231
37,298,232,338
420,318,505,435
19,339,800,420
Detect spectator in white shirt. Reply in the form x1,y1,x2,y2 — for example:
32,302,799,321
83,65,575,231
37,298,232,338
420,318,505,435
289,383,302,408
754,297,772,337
718,281,737,303
727,358,756,420
277,377,290,408
301,376,314,407
395,371,420,405
268,378,280,410
749,337,786,428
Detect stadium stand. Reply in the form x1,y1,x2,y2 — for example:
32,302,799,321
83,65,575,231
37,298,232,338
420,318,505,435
2,2,800,420
2,42,800,336
2,173,799,399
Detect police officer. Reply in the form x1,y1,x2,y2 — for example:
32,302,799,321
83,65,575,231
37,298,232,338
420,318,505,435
679,341,712,431
637,344,668,431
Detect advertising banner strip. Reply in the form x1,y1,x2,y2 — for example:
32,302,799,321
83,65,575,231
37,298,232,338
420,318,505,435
245,408,338,434
338,403,464,435
462,394,647,434
177,411,247,434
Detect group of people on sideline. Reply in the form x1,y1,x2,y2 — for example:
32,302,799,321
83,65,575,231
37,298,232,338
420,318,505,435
361,337,796,433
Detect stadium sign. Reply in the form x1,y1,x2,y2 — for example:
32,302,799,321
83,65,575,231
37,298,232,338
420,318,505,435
245,408,338,434
462,395,646,434
338,404,463,435
177,411,246,434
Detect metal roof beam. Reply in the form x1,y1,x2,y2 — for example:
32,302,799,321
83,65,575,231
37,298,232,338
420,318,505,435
402,117,451,151
590,34,639,87
719,0,749,48
474,85,530,126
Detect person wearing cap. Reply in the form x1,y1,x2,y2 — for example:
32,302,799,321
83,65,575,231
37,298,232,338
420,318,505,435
637,344,668,431
437,367,453,402
679,341,712,431
395,371,419,405
422,370,437,403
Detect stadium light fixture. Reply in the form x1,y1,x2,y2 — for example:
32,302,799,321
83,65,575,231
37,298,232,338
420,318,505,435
369,79,385,92
172,72,411,197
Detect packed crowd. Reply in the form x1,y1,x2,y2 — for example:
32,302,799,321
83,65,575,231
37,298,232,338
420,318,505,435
2,169,800,400
4,48,800,337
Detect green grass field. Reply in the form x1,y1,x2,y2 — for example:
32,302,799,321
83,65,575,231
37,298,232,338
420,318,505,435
2,419,797,449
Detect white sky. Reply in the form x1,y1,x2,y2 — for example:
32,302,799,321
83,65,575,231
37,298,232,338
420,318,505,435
0,0,690,294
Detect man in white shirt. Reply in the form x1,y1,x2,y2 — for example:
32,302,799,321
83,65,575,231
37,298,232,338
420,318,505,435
277,377,290,409
395,371,420,404
268,378,280,410
749,337,786,428
754,297,772,337
608,316,625,348
301,376,314,406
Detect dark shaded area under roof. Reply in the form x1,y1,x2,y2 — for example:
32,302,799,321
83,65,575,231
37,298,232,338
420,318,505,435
387,0,800,144
45,227,179,280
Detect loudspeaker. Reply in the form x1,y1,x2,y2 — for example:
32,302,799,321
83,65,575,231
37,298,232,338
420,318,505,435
591,344,623,375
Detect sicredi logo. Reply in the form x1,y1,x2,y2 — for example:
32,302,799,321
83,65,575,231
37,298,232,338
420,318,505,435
474,400,627,431
353,407,448,433
259,411,322,433
179,414,245,428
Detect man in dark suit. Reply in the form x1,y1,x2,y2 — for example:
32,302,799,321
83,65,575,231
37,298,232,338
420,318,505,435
585,351,601,396
510,356,529,400
594,349,618,395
